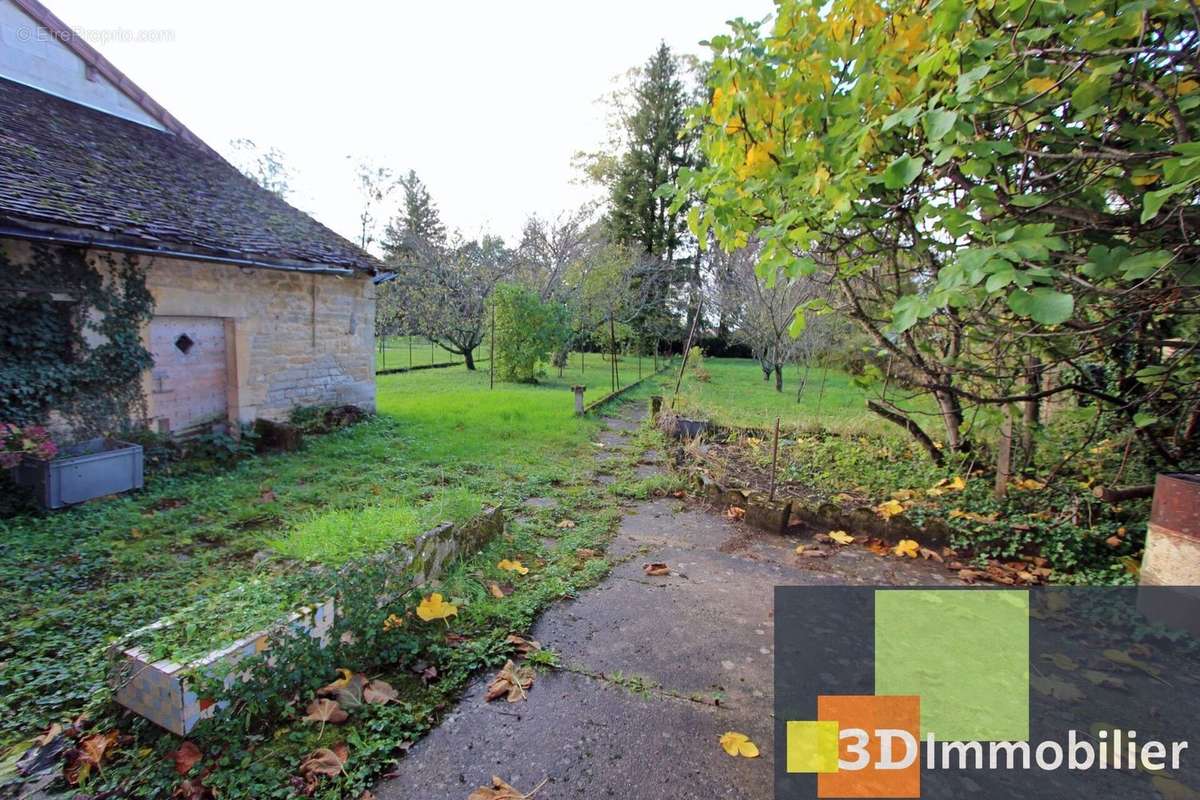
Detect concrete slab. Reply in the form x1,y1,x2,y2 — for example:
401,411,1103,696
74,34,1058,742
374,670,772,800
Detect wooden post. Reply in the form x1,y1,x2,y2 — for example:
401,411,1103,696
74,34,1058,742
408,335,413,369
489,301,495,389
769,416,781,501
572,385,587,416
431,339,435,366
381,336,386,369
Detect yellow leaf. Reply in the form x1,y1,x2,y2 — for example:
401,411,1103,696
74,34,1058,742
1014,478,1045,491
893,539,919,558
1041,653,1079,671
719,731,760,758
497,559,530,575
1131,173,1160,187
794,544,806,554
382,613,405,631
948,476,966,491
1024,76,1057,94
416,593,458,623
829,530,856,545
875,499,905,519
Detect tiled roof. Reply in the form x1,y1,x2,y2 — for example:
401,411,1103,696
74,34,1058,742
0,77,378,273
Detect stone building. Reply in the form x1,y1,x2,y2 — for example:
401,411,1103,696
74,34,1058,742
0,0,381,435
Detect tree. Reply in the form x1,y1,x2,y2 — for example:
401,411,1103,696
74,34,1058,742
381,171,446,263
680,0,1200,469
350,159,396,253
228,138,293,198
396,233,512,370
514,205,598,301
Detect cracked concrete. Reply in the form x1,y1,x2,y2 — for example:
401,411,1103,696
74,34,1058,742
376,402,952,799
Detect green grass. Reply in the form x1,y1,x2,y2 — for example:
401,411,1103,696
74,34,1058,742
271,487,484,565
375,335,481,371
666,357,938,439
0,359,672,748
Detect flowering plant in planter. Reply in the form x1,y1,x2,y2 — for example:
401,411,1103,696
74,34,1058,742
0,424,58,468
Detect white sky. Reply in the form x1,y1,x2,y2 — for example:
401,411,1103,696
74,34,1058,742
48,0,774,251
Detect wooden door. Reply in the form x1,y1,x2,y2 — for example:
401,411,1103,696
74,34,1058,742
148,316,229,434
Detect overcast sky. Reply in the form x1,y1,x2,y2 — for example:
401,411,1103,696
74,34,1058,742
47,1,773,251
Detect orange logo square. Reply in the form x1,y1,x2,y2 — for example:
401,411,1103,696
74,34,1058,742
817,695,921,798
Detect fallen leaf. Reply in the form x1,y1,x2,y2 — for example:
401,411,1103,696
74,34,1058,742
416,593,459,622
556,519,576,529
1042,653,1079,672
719,731,760,758
893,539,919,558
299,746,347,779
794,544,805,555
383,613,405,631
575,548,599,560
957,569,983,584
506,634,542,654
829,531,855,545
303,698,348,725
1082,670,1127,690
643,562,670,576
1014,477,1045,491
318,668,355,696
64,730,118,786
363,680,399,704
891,489,920,501
874,499,905,519
258,489,277,504
918,547,943,562
166,741,202,776
488,581,508,599
1031,675,1084,702
498,559,530,575
1103,648,1163,680
726,505,746,520
173,777,214,800
485,660,535,703
359,793,377,800
865,538,890,555
468,775,535,800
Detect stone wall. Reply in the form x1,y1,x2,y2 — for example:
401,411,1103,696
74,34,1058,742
142,254,376,423
0,238,376,429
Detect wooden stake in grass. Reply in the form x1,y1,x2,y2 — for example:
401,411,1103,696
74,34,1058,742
671,297,703,409
489,300,495,390
408,335,413,369
768,416,781,501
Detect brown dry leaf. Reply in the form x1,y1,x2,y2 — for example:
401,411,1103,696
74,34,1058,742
299,746,347,779
363,680,399,705
556,519,576,529
488,581,508,599
918,547,943,562
506,634,541,655
258,489,277,503
726,506,746,520
303,698,348,725
865,538,890,556
1031,675,1085,702
467,775,533,800
575,548,599,560
485,659,535,703
643,562,670,576
167,740,203,776
64,730,119,786
359,793,377,800
957,569,983,584
172,778,214,800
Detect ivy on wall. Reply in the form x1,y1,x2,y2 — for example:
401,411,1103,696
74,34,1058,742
0,243,155,438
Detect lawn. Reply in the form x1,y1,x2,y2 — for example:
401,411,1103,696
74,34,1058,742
375,335,479,371
666,357,937,439
0,358,669,755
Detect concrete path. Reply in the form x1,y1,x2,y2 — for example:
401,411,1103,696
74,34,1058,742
376,403,950,800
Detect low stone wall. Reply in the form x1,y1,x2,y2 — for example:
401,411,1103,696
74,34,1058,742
109,507,505,735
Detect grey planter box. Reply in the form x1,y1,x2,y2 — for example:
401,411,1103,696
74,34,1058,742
12,438,144,510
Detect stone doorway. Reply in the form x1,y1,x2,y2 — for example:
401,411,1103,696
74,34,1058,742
148,316,230,434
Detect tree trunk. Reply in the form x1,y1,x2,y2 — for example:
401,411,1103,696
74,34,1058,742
1022,357,1042,468
994,405,1013,499
774,364,783,392
463,349,476,371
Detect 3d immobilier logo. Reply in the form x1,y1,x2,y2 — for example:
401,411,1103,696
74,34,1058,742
774,587,1197,799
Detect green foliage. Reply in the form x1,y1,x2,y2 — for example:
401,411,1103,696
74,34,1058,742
0,245,154,436
492,283,570,383
681,0,1200,464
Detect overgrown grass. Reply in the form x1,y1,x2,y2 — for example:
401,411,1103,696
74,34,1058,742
0,363,622,750
666,357,938,439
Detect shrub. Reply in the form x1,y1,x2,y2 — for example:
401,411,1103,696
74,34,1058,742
492,283,570,383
